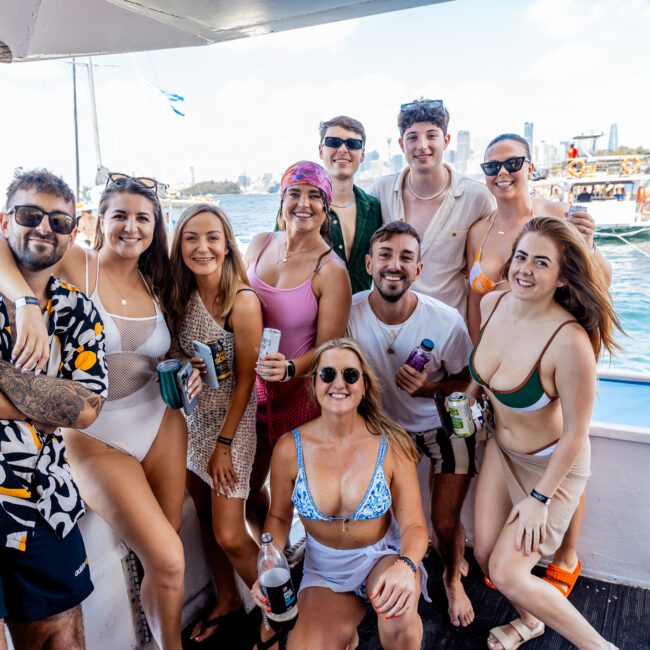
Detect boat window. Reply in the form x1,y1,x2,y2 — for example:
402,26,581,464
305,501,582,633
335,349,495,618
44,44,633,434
570,181,634,202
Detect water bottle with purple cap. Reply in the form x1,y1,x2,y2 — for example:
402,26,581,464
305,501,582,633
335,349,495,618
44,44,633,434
405,338,434,372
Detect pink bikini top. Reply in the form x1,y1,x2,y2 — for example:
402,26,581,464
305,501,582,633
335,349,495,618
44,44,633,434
247,233,342,359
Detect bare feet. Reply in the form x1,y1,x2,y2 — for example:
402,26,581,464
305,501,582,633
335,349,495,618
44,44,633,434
346,628,359,650
460,557,469,578
443,577,474,627
190,598,242,643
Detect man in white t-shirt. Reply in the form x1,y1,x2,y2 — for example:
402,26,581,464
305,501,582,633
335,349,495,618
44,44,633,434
347,220,476,629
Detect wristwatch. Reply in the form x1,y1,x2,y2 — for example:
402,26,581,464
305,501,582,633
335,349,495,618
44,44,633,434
14,297,40,308
281,360,296,382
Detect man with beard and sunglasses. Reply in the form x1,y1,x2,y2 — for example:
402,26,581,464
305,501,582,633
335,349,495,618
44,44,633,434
0,170,107,650
347,221,478,629
371,99,494,320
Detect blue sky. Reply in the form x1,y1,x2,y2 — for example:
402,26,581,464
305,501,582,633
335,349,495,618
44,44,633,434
1,0,648,194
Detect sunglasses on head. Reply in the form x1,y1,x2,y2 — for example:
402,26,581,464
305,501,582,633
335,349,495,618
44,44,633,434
106,172,158,193
322,136,364,151
317,367,362,384
480,156,530,176
9,205,76,235
400,99,444,112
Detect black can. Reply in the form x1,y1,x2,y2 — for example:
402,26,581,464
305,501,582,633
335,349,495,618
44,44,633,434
206,338,232,381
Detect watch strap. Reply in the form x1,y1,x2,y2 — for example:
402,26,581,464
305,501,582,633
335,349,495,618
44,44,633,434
14,297,40,308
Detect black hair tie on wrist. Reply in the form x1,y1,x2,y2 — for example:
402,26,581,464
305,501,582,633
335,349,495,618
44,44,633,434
217,435,233,447
396,555,417,575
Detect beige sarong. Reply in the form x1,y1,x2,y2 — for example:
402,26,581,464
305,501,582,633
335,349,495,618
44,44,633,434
494,436,591,557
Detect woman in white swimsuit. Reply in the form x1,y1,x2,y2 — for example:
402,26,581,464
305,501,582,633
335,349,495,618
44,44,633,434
167,203,263,642
0,175,201,650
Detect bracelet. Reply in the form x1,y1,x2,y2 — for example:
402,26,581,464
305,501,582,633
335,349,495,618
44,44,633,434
217,435,233,447
14,296,40,308
530,488,552,505
396,555,417,575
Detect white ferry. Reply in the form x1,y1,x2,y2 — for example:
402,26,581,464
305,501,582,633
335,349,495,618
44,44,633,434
2,2,649,648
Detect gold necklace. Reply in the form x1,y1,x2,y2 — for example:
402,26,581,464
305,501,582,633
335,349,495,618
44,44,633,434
331,196,355,209
407,166,449,201
104,269,141,306
276,238,320,264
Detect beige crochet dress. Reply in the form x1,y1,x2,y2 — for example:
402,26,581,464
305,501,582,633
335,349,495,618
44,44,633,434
178,291,257,498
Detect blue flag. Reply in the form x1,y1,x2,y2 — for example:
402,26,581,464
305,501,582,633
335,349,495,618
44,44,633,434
159,88,185,116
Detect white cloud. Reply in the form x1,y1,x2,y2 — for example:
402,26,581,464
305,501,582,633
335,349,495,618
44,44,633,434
527,42,603,81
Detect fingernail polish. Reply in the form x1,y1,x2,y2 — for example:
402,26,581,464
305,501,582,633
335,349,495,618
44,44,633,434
266,608,271,613
385,616,390,620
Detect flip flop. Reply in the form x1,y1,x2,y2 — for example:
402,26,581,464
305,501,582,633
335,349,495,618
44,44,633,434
190,606,246,643
489,618,545,650
543,560,582,597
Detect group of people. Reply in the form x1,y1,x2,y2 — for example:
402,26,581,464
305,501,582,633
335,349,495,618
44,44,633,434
0,98,622,650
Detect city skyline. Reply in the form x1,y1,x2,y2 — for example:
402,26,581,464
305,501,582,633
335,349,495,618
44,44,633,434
0,0,648,194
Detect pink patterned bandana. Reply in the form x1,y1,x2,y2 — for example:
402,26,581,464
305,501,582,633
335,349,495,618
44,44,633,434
280,161,332,203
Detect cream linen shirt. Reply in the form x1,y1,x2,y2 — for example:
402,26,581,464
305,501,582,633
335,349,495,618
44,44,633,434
370,164,494,319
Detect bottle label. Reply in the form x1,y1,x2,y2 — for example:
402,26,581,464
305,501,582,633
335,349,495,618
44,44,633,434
261,568,296,615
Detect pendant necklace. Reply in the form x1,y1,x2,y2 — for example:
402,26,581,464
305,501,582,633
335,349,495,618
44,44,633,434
407,166,449,201
342,518,350,532
276,238,320,264
372,310,406,354
104,269,141,307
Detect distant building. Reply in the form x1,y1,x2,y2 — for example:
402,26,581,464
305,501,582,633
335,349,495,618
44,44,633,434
390,154,404,173
456,130,471,174
359,149,380,172
608,123,618,152
524,122,534,156
237,174,250,190
444,149,456,164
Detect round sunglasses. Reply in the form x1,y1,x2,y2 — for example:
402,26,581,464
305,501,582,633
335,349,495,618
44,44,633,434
480,156,530,176
316,367,362,384
9,205,76,235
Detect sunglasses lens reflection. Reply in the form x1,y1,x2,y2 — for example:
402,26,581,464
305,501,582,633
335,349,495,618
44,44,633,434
318,367,361,384
324,137,363,151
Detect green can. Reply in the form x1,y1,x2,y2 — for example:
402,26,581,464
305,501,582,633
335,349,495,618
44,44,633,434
157,359,182,409
448,392,476,437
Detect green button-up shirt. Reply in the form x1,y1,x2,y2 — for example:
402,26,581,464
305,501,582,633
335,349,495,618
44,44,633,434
330,185,382,294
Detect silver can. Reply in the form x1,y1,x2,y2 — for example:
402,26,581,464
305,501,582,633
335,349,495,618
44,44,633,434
447,392,476,437
567,204,586,221
258,328,281,359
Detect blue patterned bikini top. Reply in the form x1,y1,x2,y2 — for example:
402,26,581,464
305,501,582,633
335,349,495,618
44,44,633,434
290,428,392,522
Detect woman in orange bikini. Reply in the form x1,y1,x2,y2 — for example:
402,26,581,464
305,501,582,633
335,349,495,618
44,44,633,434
466,134,612,599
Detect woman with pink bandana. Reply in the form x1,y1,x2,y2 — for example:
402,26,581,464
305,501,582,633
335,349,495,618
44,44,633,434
246,161,352,537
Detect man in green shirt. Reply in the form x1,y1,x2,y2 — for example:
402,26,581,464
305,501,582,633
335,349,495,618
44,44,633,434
318,115,382,293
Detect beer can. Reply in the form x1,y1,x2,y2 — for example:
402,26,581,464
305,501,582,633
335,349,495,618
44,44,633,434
447,392,476,437
157,359,182,409
258,328,281,359
206,338,232,381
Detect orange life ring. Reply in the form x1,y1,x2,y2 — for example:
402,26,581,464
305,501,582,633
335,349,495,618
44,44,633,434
567,159,586,177
621,157,641,174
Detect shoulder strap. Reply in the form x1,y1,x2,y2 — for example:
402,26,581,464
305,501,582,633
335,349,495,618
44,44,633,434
84,248,90,294
313,247,335,274
476,291,509,344
235,287,256,295
535,320,577,366
255,232,275,266
94,252,101,292
291,428,304,469
477,210,498,252
376,436,388,467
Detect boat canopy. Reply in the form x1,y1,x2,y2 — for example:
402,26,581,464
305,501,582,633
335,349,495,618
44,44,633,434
0,0,451,63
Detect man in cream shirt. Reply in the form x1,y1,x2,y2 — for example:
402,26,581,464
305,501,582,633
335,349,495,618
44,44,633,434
371,99,494,319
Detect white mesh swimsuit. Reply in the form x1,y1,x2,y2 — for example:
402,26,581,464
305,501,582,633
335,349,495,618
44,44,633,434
82,251,171,461
178,291,257,498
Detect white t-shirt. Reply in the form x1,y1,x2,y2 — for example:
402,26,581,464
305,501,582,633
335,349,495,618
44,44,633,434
347,290,472,432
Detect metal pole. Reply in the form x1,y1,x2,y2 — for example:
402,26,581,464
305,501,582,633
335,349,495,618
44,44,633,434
72,57,80,201
86,56,103,170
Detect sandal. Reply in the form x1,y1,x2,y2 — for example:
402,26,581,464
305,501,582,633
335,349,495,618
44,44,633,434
254,612,297,650
543,560,582,597
488,618,545,650
190,606,246,643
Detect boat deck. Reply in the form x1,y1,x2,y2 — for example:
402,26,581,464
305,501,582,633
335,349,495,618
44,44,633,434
181,551,650,649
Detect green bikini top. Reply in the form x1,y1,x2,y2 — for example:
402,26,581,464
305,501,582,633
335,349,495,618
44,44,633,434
469,293,576,412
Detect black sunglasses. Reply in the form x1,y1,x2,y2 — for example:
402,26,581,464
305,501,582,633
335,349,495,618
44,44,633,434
9,205,76,235
400,99,444,112
480,156,530,176
317,367,362,384
106,172,158,193
322,136,364,151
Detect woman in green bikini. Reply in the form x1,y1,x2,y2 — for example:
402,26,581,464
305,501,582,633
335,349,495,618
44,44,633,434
471,216,621,650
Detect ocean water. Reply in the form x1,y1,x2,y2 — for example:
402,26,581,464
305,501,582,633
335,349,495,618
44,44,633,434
217,193,650,374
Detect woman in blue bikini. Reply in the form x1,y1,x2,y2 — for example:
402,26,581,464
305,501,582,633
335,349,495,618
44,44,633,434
471,217,621,650
250,338,429,650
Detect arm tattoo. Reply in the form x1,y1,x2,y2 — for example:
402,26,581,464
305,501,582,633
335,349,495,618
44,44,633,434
0,360,103,427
